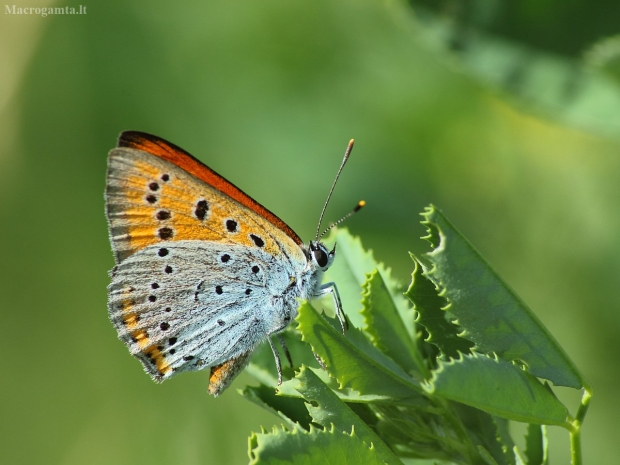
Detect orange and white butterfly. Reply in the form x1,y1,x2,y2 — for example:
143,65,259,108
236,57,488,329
105,131,361,395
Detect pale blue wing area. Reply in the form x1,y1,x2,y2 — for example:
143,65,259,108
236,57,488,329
108,240,305,379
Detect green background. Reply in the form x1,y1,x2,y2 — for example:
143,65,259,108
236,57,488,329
1,0,618,463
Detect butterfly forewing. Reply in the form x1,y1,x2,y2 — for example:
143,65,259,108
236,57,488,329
106,148,303,266
117,131,302,246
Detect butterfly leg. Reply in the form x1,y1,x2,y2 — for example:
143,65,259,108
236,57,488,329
267,336,283,386
277,334,294,368
318,282,349,334
313,351,328,370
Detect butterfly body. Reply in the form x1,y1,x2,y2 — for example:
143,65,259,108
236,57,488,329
106,132,339,395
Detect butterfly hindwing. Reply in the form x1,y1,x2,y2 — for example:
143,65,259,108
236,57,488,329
108,240,297,382
208,352,253,396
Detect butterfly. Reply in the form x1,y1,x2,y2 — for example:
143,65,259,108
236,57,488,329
105,131,363,395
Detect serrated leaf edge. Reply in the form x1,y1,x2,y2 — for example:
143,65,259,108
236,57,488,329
408,254,477,352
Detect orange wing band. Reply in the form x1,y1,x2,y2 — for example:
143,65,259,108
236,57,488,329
118,131,303,245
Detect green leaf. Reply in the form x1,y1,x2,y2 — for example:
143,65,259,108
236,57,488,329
477,446,499,465
524,424,548,465
323,228,414,338
405,256,474,358
276,365,385,403
451,404,514,465
289,367,403,465
427,352,568,425
362,269,424,375
296,302,425,402
514,449,526,465
420,205,586,389
239,384,312,431
248,424,387,465
492,416,516,465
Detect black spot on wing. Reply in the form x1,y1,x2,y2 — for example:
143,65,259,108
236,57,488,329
156,210,171,220
249,234,264,247
226,219,238,233
195,200,209,220
159,227,173,240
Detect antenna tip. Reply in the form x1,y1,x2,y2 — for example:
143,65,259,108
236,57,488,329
342,139,355,162
355,200,366,211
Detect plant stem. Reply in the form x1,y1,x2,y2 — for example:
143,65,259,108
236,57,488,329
575,387,592,426
570,426,581,465
569,387,592,465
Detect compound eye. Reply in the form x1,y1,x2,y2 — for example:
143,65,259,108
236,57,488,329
313,248,329,268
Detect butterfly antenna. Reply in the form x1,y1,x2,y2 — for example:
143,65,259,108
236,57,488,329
315,139,355,241
318,200,366,240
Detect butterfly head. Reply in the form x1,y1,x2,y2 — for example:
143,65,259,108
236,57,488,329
308,240,336,271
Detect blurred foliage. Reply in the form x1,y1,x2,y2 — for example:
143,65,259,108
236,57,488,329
411,0,620,56
1,0,619,464
409,0,620,136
